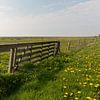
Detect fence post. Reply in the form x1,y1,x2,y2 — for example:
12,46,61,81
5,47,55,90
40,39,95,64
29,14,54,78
55,41,60,55
67,40,71,50
8,48,15,73
40,43,43,61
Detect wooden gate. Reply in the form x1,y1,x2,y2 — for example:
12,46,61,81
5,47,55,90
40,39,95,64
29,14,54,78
0,41,60,73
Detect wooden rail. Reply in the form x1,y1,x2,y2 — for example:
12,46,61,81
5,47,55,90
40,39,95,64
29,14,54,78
0,41,60,73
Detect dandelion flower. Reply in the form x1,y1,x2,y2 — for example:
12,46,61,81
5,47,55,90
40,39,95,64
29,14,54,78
63,77,66,80
75,97,79,100
94,84,100,88
89,83,93,86
86,78,90,81
64,69,67,72
70,70,74,73
70,93,73,96
64,95,67,98
63,86,67,89
77,91,81,94
65,92,68,95
83,82,87,85
86,97,92,100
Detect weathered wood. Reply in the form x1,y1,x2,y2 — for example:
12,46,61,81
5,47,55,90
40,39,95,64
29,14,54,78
67,41,71,50
17,57,31,63
42,44,55,48
0,41,60,73
16,46,41,53
55,41,60,55
16,50,41,59
32,59,40,63
41,53,54,61
42,47,54,52
42,52,49,57
8,48,15,73
0,41,58,52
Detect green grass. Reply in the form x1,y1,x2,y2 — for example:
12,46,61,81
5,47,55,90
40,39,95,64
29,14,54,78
0,37,99,72
0,42,100,100
0,37,99,53
62,43,100,100
0,37,100,100
0,56,66,100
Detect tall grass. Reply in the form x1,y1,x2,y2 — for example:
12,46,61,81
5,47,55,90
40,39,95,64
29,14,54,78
0,37,100,100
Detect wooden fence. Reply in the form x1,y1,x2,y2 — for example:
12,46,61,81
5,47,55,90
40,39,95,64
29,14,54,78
0,41,60,73
66,38,99,51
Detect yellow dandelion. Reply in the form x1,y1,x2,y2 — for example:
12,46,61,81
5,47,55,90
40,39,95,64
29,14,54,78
63,77,66,80
64,69,67,72
63,86,67,89
85,69,88,71
89,83,93,86
86,74,89,76
65,92,68,95
75,97,79,100
77,91,81,94
70,93,73,96
70,70,75,73
93,99,96,100
94,84,100,88
86,97,92,100
89,68,91,70
86,78,90,81
83,85,86,87
64,95,67,98
79,82,82,85
83,82,87,85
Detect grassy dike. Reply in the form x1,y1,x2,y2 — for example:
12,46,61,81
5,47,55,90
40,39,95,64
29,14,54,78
0,43,100,100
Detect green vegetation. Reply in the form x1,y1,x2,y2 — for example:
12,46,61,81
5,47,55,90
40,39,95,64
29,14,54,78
0,56,66,100
0,37,100,100
62,43,100,100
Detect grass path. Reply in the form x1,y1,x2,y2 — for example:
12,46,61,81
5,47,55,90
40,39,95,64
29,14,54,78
1,43,100,100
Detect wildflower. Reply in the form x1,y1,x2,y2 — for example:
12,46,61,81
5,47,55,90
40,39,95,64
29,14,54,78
83,85,86,87
77,91,81,94
93,99,96,100
86,78,90,81
89,83,93,86
94,84,100,88
70,93,73,96
75,97,79,100
64,95,67,98
79,82,82,85
64,69,67,72
70,70,74,73
83,82,87,85
63,77,66,80
89,68,91,70
63,86,67,89
65,92,68,95
86,97,92,100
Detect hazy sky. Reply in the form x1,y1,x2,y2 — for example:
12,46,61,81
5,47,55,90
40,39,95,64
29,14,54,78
0,0,100,37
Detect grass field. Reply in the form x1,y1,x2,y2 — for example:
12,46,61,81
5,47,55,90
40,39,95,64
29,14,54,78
0,37,100,100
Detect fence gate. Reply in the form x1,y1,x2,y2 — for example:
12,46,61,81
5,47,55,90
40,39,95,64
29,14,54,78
0,41,60,73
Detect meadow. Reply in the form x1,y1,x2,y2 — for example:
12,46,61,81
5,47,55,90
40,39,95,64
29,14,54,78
0,37,100,100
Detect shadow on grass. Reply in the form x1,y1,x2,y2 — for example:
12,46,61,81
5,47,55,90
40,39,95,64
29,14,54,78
0,56,66,99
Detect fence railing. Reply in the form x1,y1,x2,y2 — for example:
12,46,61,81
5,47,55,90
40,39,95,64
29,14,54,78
66,38,100,51
0,41,60,73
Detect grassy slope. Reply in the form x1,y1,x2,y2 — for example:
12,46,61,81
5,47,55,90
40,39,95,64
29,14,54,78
62,43,100,100
1,43,99,100
0,37,99,72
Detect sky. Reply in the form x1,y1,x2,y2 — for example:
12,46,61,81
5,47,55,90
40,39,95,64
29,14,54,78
0,0,100,37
